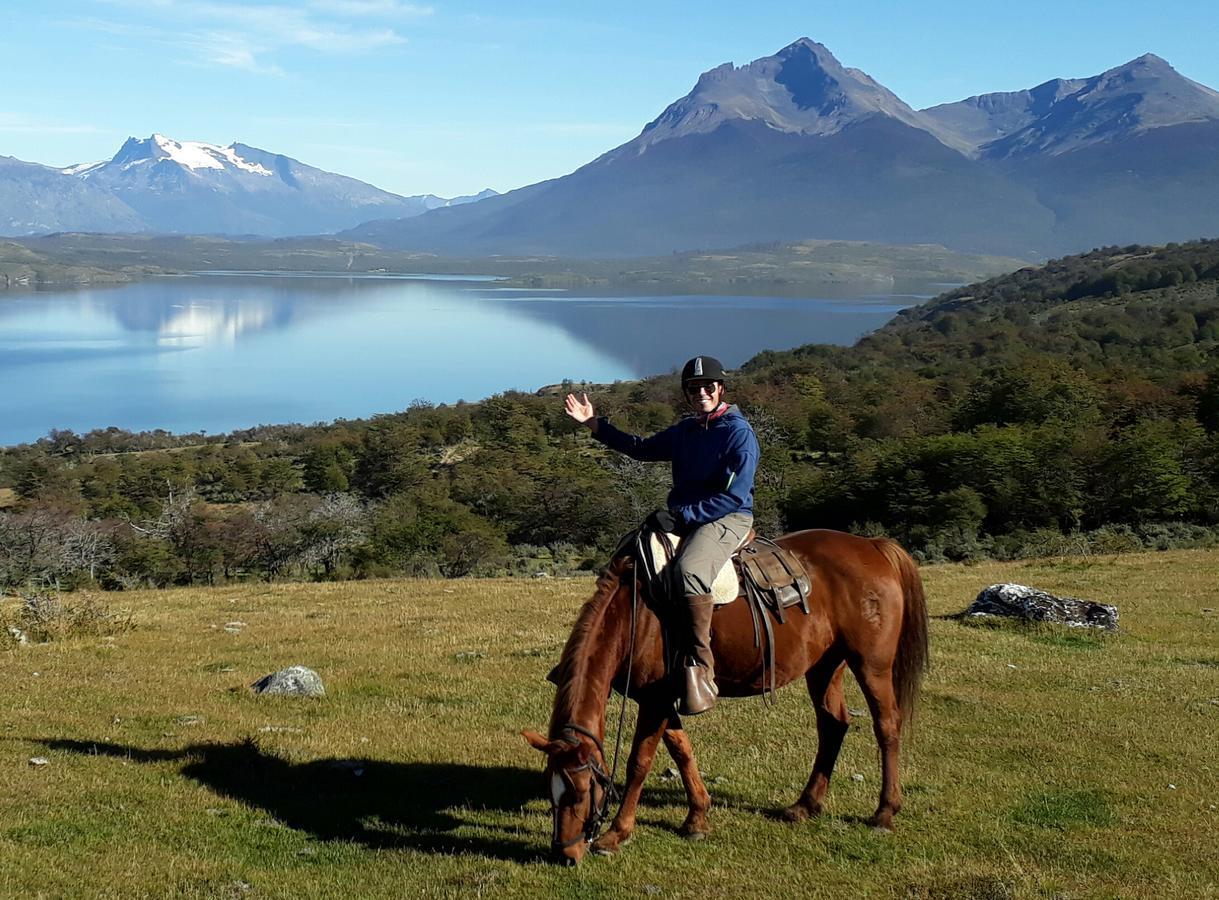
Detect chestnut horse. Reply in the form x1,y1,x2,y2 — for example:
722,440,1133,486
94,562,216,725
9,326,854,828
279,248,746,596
523,528,929,865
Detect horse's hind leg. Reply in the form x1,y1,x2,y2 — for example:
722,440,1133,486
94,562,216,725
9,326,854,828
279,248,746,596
661,719,711,839
782,658,850,823
591,701,670,856
850,660,904,832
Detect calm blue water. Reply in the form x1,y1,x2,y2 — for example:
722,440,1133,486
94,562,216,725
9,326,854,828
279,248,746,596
0,273,918,445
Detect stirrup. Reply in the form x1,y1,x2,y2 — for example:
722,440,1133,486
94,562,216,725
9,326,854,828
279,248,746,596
679,663,718,716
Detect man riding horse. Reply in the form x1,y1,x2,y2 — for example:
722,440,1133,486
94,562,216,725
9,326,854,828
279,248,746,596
564,355,759,715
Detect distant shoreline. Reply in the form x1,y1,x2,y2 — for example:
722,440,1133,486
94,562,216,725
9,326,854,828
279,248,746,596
1,234,1024,299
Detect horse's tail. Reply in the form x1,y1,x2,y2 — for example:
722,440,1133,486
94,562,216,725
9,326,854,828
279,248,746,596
873,538,929,726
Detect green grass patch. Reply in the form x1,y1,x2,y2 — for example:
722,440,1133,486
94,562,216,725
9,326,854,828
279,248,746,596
201,661,239,674
958,615,1114,651
0,550,1216,897
902,872,1018,900
1170,655,1219,668
3,819,117,848
1010,788,1114,829
1026,629,1109,651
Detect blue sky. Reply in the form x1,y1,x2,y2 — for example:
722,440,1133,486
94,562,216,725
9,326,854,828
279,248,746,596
6,1,1217,198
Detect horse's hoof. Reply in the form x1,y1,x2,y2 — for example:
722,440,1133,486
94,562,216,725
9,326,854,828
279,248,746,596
866,815,894,833
779,805,809,824
591,833,627,856
678,819,709,840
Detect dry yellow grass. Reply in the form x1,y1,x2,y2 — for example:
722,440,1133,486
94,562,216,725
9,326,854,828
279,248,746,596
1,550,1217,899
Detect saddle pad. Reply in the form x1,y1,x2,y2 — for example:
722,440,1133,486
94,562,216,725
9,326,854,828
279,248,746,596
646,532,741,606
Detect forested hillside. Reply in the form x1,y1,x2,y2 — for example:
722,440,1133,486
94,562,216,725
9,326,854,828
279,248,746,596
4,239,1219,589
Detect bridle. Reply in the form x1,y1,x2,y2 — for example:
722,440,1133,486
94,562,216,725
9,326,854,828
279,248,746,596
548,723,619,850
546,540,642,854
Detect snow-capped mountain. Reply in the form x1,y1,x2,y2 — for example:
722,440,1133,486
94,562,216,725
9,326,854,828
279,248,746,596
76,134,277,178
0,135,497,237
0,155,145,236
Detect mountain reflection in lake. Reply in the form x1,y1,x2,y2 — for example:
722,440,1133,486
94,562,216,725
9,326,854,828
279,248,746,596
0,273,918,445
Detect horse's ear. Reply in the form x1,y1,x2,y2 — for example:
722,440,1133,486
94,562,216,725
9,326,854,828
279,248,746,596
522,730,553,753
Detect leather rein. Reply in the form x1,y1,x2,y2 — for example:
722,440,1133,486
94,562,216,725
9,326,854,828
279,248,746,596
549,543,639,851
548,723,619,850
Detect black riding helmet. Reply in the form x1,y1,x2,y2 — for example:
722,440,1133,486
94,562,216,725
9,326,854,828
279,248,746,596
680,356,726,387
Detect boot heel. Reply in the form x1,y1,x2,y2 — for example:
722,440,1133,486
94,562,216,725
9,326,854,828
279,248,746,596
680,664,718,716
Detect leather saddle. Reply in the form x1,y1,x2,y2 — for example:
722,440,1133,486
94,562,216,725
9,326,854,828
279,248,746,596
636,526,814,704
546,528,815,701
642,528,812,621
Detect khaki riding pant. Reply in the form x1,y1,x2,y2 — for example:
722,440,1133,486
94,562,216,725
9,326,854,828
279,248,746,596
674,512,754,598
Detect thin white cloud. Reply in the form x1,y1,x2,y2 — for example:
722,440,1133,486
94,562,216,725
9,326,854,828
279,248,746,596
182,32,286,76
0,113,104,135
56,16,167,40
308,0,433,17
286,25,405,53
256,115,377,130
309,122,637,139
532,123,638,137
78,0,413,74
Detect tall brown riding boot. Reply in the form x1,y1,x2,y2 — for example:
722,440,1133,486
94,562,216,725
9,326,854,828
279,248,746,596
679,594,718,716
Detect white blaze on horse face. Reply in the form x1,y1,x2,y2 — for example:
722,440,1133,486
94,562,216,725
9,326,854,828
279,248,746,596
550,771,566,807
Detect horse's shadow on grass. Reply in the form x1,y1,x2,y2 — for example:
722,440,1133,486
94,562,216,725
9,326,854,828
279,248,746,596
39,737,744,861
40,737,558,863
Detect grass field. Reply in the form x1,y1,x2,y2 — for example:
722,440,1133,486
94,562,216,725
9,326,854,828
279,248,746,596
2,550,1216,899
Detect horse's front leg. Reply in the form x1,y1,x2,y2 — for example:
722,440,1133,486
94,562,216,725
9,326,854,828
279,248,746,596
591,701,670,856
661,718,711,839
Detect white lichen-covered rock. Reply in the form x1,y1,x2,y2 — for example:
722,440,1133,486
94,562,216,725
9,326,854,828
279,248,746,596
251,666,325,697
967,583,1118,631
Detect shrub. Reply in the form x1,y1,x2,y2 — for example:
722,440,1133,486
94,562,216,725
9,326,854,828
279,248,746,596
4,587,134,643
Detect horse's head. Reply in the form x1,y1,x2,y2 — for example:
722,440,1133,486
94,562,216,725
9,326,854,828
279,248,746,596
522,726,615,866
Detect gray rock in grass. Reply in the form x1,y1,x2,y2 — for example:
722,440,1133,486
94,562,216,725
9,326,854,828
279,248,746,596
966,583,1118,631
251,665,325,697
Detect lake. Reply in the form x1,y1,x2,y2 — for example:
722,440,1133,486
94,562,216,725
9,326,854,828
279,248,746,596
0,273,922,445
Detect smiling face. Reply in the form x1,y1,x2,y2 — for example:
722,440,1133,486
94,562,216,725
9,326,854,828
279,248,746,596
684,379,724,414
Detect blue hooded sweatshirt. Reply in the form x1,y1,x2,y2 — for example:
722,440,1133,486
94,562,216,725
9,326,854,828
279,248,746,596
593,403,759,528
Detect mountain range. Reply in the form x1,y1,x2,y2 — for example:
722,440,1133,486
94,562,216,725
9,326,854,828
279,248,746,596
0,135,496,237
345,40,1219,259
5,40,1219,258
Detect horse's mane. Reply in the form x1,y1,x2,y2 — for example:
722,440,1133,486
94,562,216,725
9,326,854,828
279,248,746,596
548,556,631,736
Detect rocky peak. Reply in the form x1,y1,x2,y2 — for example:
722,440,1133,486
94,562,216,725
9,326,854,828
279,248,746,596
985,53,1219,158
617,37,950,156
109,136,157,166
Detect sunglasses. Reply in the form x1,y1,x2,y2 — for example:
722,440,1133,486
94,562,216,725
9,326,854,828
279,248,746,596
684,382,720,396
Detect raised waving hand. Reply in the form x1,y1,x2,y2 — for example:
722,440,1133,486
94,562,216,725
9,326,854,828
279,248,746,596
564,392,597,429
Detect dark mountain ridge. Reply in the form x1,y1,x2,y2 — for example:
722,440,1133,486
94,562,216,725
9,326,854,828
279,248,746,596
925,53,1219,159
346,40,1219,260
